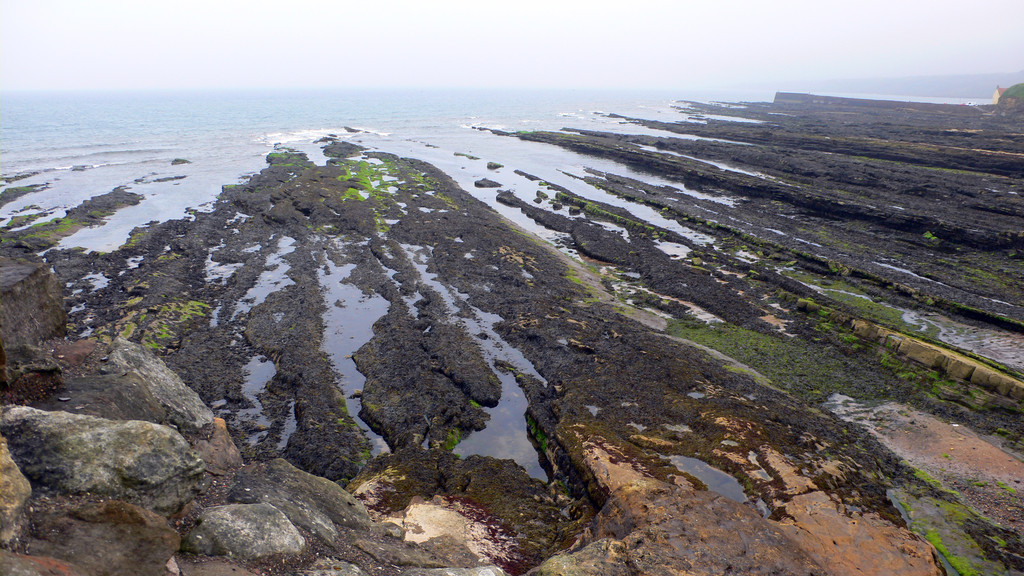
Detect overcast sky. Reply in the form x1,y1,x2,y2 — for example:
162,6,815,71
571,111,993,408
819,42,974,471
2,0,1022,92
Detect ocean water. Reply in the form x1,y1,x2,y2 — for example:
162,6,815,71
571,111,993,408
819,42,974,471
1,88,773,250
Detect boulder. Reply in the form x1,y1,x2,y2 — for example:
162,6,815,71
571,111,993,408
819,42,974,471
352,537,448,569
0,406,205,515
473,179,501,189
107,337,214,434
227,458,370,544
194,417,243,475
532,539,631,576
0,550,87,576
23,501,180,576
33,373,168,424
0,258,66,349
182,503,305,560
1,434,31,543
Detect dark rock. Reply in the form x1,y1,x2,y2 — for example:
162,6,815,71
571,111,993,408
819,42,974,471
0,258,66,350
182,503,305,560
227,458,370,544
473,179,501,188
171,158,191,165
33,373,169,424
107,337,214,434
349,449,573,572
0,406,205,515
486,163,503,171
323,141,365,159
22,500,180,576
1,343,62,405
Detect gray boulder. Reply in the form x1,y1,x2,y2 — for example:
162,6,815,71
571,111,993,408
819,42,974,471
182,503,305,560
1,434,31,544
107,337,214,434
227,458,371,544
0,406,205,515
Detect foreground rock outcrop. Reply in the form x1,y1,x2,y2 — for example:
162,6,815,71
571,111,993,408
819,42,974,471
106,337,215,434
0,406,205,515
183,503,306,560
0,434,30,544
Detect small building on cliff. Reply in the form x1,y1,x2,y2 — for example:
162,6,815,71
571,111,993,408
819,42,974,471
993,86,1007,104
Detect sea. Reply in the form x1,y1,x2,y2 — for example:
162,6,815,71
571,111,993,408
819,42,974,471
0,88,782,249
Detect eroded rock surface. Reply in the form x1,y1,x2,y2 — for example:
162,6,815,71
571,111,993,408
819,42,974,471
21,501,180,576
107,337,214,434
0,406,205,515
0,434,31,544
183,503,305,560
227,458,370,545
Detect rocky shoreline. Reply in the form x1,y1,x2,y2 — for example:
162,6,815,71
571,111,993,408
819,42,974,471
2,95,1023,575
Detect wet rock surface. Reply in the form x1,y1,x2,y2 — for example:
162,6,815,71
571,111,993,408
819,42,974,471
2,95,1023,574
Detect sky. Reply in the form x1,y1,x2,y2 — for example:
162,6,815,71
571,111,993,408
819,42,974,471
2,0,1022,92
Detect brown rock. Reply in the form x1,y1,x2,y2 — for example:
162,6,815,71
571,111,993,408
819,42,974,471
569,441,822,575
194,418,243,475
52,340,97,368
0,550,87,576
942,355,976,381
850,319,879,341
24,500,180,576
1,434,31,544
777,490,941,576
533,539,631,576
897,339,944,369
